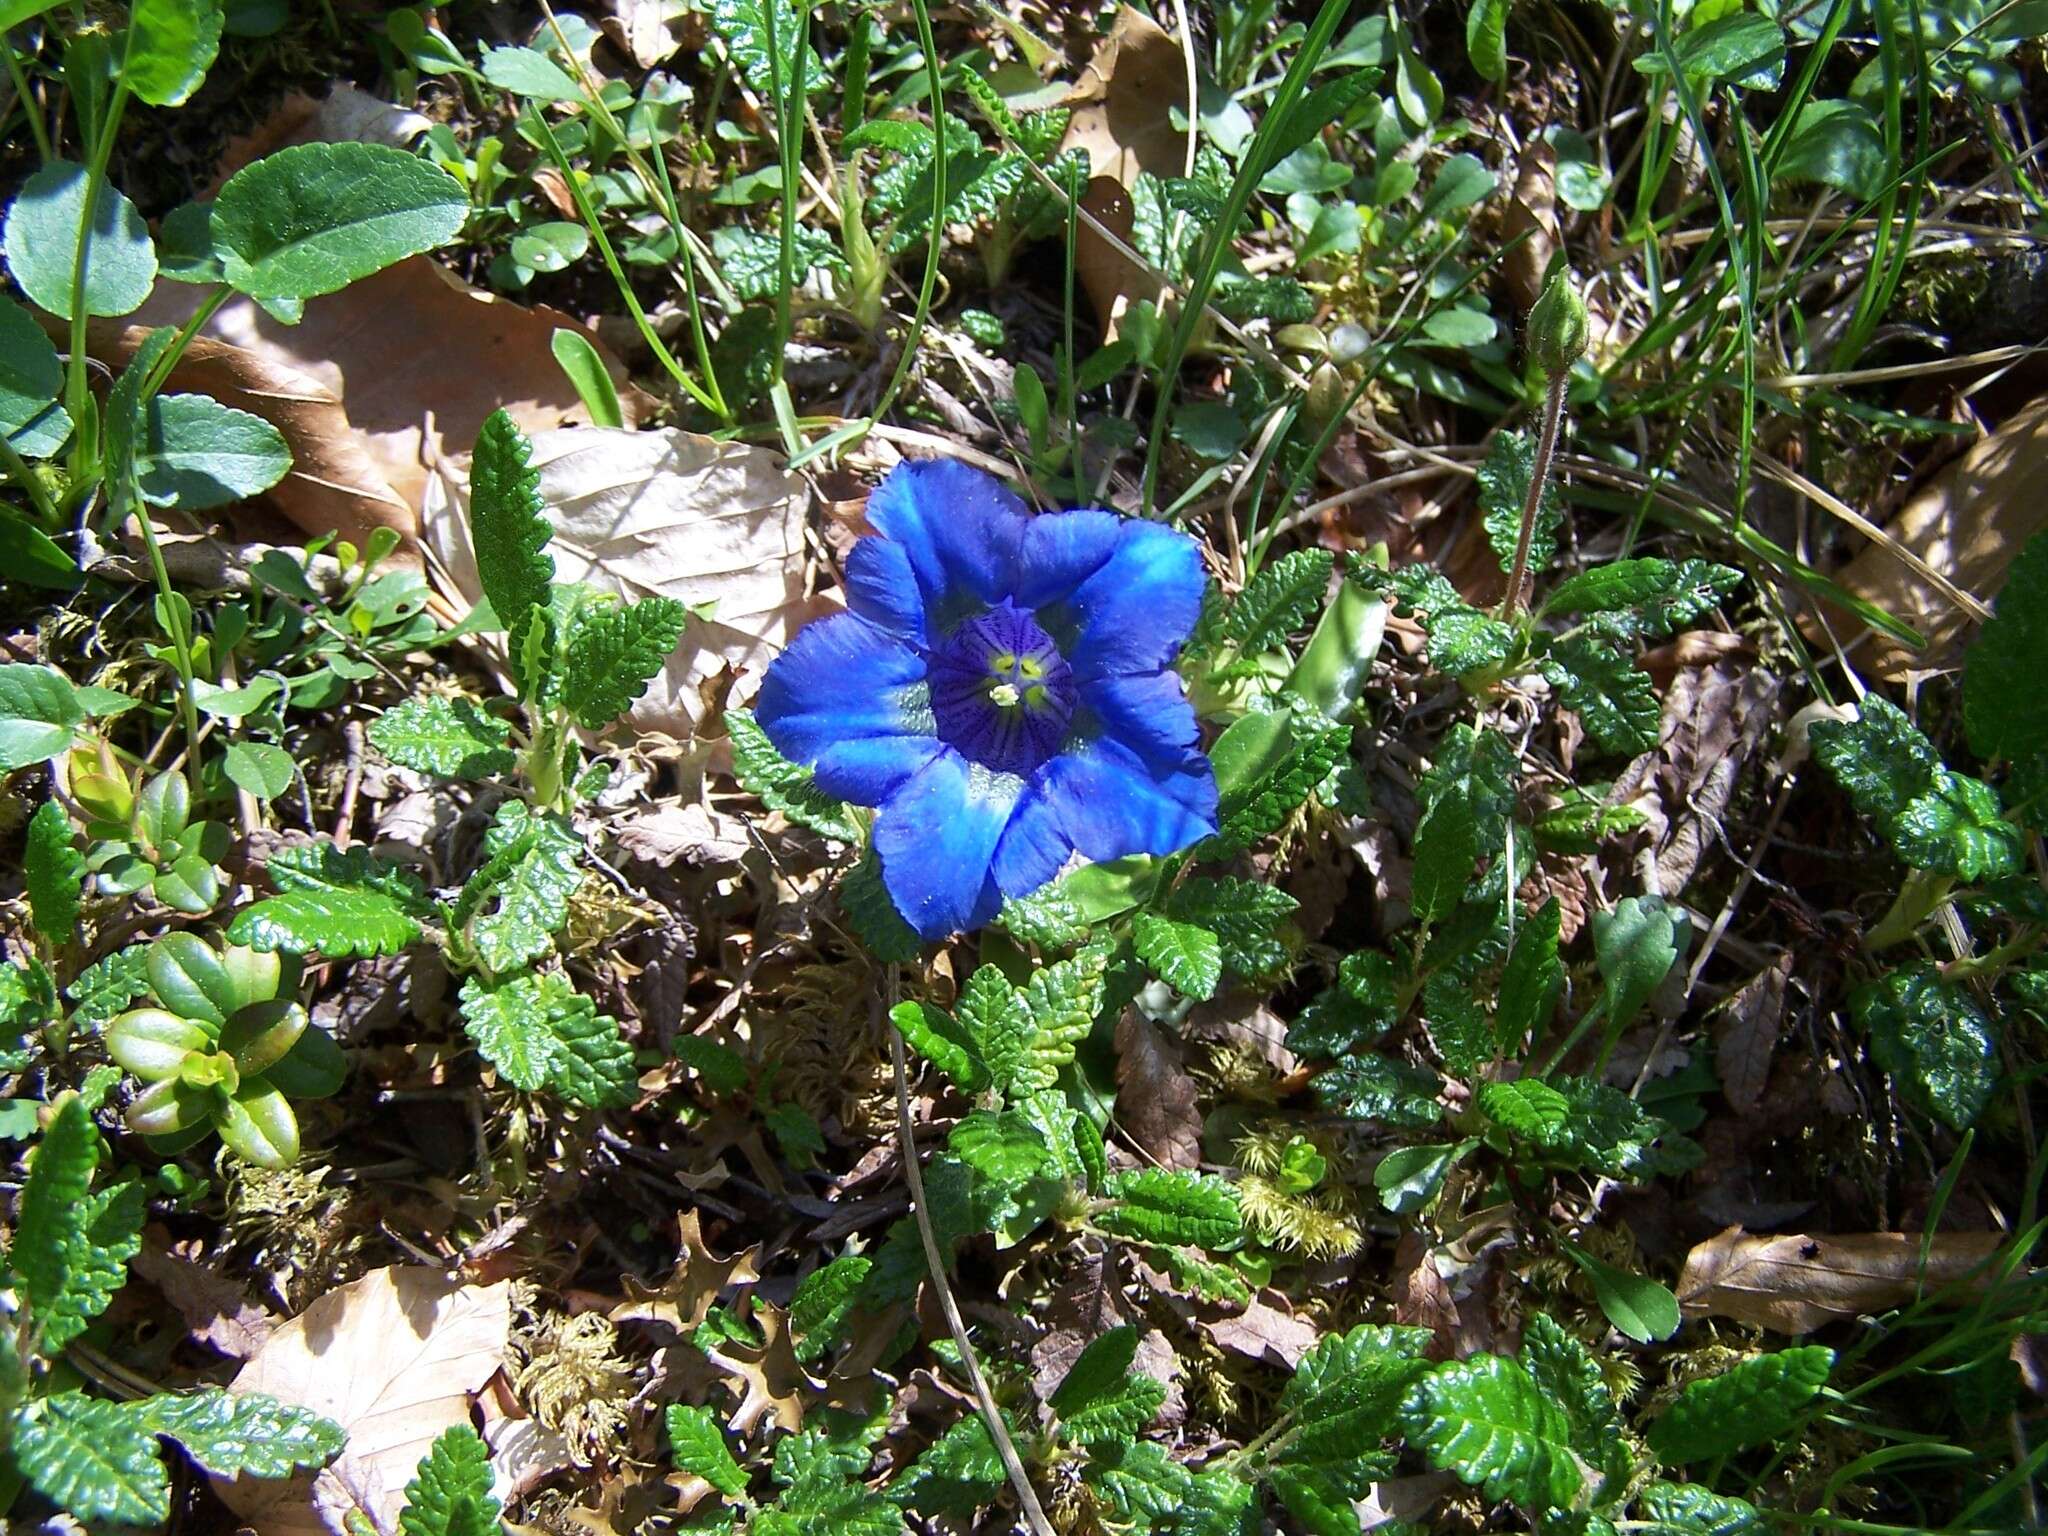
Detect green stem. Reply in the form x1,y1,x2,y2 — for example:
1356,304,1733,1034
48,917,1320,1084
65,80,132,477
0,431,60,526
2,35,52,162
1498,370,1568,621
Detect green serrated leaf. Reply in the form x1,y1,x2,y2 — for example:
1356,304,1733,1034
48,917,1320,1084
1637,1480,1765,1535
1209,705,1351,852
230,888,423,958
25,798,83,946
1810,693,1938,826
69,944,153,1026
1050,1325,1166,1446
1964,526,2048,765
1648,1346,1833,1465
1479,1076,1574,1144
1315,1053,1444,1128
1541,557,1742,637
712,0,815,97
1362,565,1516,677
137,1388,346,1478
1411,725,1518,923
1593,894,1686,1032
998,884,1088,949
1224,549,1334,654
839,844,923,962
1132,911,1223,1000
1165,878,1297,979
1423,971,1491,1076
1543,631,1662,756
13,1094,105,1348
458,971,636,1108
891,1412,1006,1516
13,1392,170,1526
890,997,992,1095
463,804,583,972
562,596,688,729
368,695,514,779
727,706,863,842
399,1423,502,1536
1097,1167,1242,1249
789,1254,873,1361
1852,964,1997,1130
948,1108,1055,1187
1279,1323,1433,1465
1008,947,1109,1094
1521,1313,1627,1482
1479,432,1561,575
1289,949,1402,1057
1891,768,2024,881
1400,1353,1582,1510
1497,898,1563,1054
469,409,555,697
666,1404,748,1497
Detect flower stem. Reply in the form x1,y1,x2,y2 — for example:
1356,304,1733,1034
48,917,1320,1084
1499,369,1569,622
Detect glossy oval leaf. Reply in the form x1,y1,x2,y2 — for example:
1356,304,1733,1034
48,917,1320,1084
3,160,158,319
210,141,467,300
125,0,226,106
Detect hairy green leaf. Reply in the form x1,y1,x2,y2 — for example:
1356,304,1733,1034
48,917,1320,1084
1478,431,1560,574
1132,911,1223,1000
712,0,815,97
1637,1480,1765,1535
1541,557,1742,637
1316,1053,1444,1129
1412,725,1518,923
1543,631,1661,756
462,804,583,973
458,971,636,1108
1165,878,1297,980
839,845,923,962
12,1094,117,1349
398,1423,501,1536
1279,1323,1433,1465
727,706,862,842
1853,964,1997,1130
1097,1168,1242,1249
1810,694,1938,826
1891,768,2024,881
468,409,556,696
230,887,423,958
1964,527,2048,765
1209,704,1350,851
1400,1353,1582,1510
1050,1325,1168,1446
563,596,689,729
1521,1313,1626,1482
13,1392,170,1526
1289,949,1401,1057
1648,1346,1833,1464
891,1412,1006,1516
1001,948,1108,1096
137,1388,346,1478
1362,565,1516,677
1223,549,1334,653
368,695,514,780
1497,898,1563,1053
789,1254,873,1361
666,1404,748,1497
25,798,83,946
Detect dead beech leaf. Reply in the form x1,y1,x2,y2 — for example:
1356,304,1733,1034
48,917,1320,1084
603,0,691,66
1061,5,1191,335
1676,1226,2005,1334
611,1209,763,1335
1713,955,1790,1115
206,86,431,192
613,800,755,868
1203,1291,1321,1368
425,426,819,739
132,1229,277,1360
220,1266,512,1536
130,257,643,528
1115,1009,1203,1169
1832,394,2048,679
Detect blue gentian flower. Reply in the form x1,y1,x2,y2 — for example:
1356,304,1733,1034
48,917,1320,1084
757,460,1218,939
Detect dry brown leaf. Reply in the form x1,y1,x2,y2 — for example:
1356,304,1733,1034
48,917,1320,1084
207,86,431,192
425,425,819,739
705,1303,814,1434
1203,1291,1321,1368
602,0,691,65
1713,955,1790,1116
220,1265,512,1536
611,1209,763,1335
132,1229,277,1360
613,800,755,868
1060,6,1191,335
1832,395,2048,679
131,257,643,528
1114,1009,1203,1169
1676,1226,2006,1334
1391,1228,1459,1358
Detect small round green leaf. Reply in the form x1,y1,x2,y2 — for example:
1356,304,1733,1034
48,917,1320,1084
2,161,158,319
217,1080,300,1166
125,0,226,106
0,294,71,455
1563,1241,1681,1343
211,141,467,301
223,740,296,800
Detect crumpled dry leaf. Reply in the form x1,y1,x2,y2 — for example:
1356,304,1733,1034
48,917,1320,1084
1391,1228,1459,1358
611,1209,763,1335
704,1303,814,1434
1676,1226,2006,1334
1203,1292,1321,1368
613,799,755,868
1713,955,1791,1116
424,425,820,738
1114,1009,1203,1169
132,1228,278,1360
1060,5,1191,336
1832,394,2048,679
220,1265,512,1536
127,257,643,539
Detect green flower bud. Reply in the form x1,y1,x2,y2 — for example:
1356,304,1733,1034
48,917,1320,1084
1527,267,1590,377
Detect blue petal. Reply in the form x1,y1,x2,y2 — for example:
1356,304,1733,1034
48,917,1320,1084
1010,509,1120,609
1057,521,1207,681
992,786,1072,899
874,750,1022,939
756,613,939,805
1079,670,1200,776
1039,734,1218,862
865,460,1027,632
845,537,926,645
